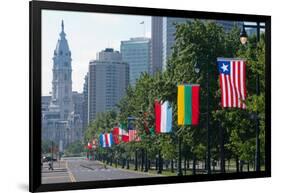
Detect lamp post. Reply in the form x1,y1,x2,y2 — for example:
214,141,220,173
177,135,183,176
194,61,211,174
240,22,265,172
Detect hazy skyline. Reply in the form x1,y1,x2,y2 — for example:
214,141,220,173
42,10,151,95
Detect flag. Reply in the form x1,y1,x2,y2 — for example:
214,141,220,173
129,129,141,142
149,127,156,136
177,84,200,125
105,133,114,147
112,127,120,144
99,134,106,148
87,142,92,149
155,100,172,133
117,123,129,142
217,58,247,109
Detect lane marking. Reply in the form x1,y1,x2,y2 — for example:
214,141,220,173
66,161,77,182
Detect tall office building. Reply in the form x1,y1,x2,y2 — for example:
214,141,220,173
121,37,151,86
88,48,129,123
161,17,243,70
42,21,82,149
216,20,243,32
151,16,163,75
162,17,190,71
82,73,88,129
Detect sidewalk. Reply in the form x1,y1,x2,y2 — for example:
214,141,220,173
42,160,67,173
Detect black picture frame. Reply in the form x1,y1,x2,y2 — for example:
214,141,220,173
30,0,271,192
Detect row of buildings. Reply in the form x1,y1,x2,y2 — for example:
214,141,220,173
42,17,242,150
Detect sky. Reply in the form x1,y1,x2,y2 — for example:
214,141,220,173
42,10,151,96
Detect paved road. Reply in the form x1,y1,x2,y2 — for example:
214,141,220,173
41,160,72,184
42,157,157,184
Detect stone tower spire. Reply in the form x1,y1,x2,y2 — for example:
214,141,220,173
51,20,73,120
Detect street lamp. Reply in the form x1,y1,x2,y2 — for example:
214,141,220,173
240,26,248,45
194,62,200,74
194,60,211,174
240,22,265,172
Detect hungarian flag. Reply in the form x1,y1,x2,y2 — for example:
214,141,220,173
154,100,172,133
217,58,247,109
177,84,200,125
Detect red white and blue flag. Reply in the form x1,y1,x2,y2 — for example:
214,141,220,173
99,134,106,148
128,129,141,142
154,100,172,134
217,58,247,109
99,133,114,147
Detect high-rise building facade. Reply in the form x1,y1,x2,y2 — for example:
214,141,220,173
151,16,163,75
42,21,82,149
88,48,129,123
82,73,89,129
121,37,151,86
216,20,243,32
162,17,190,71
161,17,243,70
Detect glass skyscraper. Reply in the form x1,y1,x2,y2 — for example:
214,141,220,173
162,17,243,71
162,17,190,71
121,37,151,86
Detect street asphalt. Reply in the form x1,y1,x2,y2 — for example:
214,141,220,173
42,157,157,184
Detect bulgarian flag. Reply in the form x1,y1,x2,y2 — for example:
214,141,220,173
154,100,172,133
177,84,200,125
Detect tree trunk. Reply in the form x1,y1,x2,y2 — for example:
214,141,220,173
171,159,174,173
236,157,239,172
193,155,196,175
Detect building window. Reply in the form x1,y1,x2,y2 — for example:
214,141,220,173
64,62,68,66
64,74,67,80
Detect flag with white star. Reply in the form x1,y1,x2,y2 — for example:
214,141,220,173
217,58,247,109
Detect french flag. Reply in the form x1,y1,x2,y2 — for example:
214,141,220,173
155,100,172,134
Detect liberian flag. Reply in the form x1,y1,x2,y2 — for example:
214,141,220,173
217,58,247,109
128,129,141,142
154,100,172,133
177,84,200,125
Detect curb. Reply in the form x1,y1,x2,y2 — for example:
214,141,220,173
95,161,164,177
